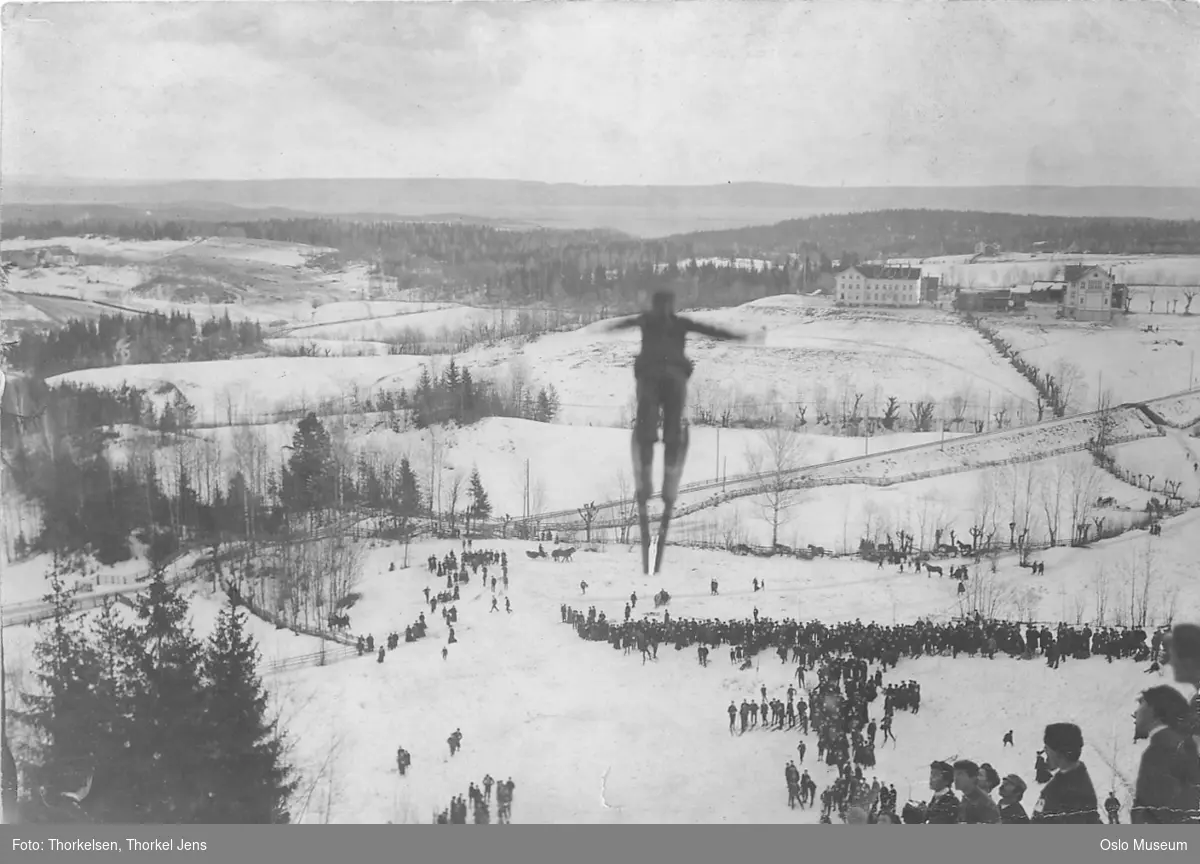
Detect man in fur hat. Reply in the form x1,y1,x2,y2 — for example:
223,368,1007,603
1131,685,1200,824
998,774,1031,824
954,759,1001,823
924,760,960,824
1032,723,1103,823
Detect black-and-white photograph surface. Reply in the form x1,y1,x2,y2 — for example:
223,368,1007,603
2,0,1199,826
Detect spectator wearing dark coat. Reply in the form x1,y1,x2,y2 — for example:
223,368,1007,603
924,760,960,824
1164,623,1200,749
998,774,1031,824
1032,723,1103,824
1131,685,1200,824
953,760,1001,824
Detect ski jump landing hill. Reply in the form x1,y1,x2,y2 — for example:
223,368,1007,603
4,388,1197,627
519,386,1200,535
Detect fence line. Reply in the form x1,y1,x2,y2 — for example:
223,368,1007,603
263,644,361,675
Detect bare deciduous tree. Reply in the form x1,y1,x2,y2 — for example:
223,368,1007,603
612,470,636,544
745,427,808,547
1038,461,1068,546
1092,388,1119,451
958,567,1014,620
445,472,464,534
1050,358,1087,416
1065,458,1103,546
1092,566,1110,625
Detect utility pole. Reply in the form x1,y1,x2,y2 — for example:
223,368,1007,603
715,427,720,482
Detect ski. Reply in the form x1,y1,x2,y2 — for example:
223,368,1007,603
637,499,651,575
653,504,673,575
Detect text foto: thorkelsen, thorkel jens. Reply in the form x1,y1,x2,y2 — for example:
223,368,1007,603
1100,839,1188,852
11,838,209,852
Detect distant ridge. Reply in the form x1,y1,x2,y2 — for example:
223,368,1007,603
6,178,1200,237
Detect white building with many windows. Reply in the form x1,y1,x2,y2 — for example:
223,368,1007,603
835,264,923,307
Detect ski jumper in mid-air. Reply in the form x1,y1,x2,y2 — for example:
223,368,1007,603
600,290,759,574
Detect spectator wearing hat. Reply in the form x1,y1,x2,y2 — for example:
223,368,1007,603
1131,685,1200,824
978,763,1001,795
1164,623,1200,748
924,760,960,824
1031,723,1102,823
998,774,1031,824
953,759,1001,824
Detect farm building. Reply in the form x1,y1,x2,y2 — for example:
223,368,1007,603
834,264,922,308
1030,280,1068,302
1,250,39,269
1060,265,1116,322
953,288,1026,313
0,246,78,269
920,275,940,302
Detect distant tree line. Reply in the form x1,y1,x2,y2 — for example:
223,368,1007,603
3,311,265,378
9,208,1199,348
667,209,1200,258
1,215,828,311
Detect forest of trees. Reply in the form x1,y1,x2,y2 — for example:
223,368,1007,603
667,209,1200,258
8,207,1200,315
6,558,294,823
3,311,265,378
3,354,543,564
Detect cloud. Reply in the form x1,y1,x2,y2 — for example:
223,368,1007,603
3,0,1198,185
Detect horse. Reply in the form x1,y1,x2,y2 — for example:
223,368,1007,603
551,546,576,563
924,563,944,577
807,544,827,557
654,589,671,608
327,613,351,630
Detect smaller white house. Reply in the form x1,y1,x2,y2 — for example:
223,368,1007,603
835,264,923,307
1061,265,1115,322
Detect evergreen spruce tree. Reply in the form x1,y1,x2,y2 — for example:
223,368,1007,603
468,468,492,530
286,413,335,515
124,570,208,822
16,555,111,818
397,457,421,518
197,604,295,823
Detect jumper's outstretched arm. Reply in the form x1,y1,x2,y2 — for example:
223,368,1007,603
598,314,644,333
678,315,748,341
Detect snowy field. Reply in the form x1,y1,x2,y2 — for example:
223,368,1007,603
288,305,518,343
50,355,442,425
8,511,1193,823
104,416,968,521
983,314,1200,406
670,449,1158,551
495,302,1041,427
5,236,1200,824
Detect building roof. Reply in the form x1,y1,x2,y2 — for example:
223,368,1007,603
843,264,922,281
1063,264,1108,283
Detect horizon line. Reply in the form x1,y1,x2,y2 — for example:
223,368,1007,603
7,176,1200,191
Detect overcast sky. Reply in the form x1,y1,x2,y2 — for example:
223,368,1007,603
4,0,1199,186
